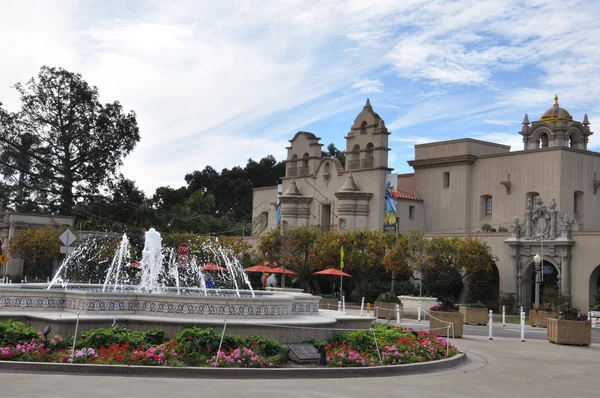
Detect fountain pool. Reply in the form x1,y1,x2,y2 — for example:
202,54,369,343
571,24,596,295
0,229,372,343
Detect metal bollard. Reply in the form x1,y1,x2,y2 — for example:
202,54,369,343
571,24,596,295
502,305,506,327
342,296,346,312
367,303,371,315
396,304,401,326
338,300,342,312
418,300,422,322
488,310,493,340
520,310,526,342
360,297,365,317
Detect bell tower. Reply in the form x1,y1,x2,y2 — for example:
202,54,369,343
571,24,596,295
344,99,391,171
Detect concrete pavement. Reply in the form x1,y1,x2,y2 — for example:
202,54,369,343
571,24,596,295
0,335,598,397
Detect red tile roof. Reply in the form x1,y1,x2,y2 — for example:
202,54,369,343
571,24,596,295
396,190,422,201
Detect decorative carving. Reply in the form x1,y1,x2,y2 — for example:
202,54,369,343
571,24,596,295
523,197,559,241
500,174,511,195
560,214,571,239
511,217,521,238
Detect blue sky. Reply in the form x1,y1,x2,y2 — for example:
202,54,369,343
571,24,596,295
1,0,599,193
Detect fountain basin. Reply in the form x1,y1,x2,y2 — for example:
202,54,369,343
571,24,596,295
0,284,320,319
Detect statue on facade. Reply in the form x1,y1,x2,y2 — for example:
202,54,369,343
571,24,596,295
560,214,572,239
524,199,533,239
549,198,557,239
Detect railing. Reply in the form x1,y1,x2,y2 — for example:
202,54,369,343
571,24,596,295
287,167,298,177
298,166,310,176
348,160,360,170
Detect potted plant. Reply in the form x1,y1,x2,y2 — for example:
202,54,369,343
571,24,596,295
544,288,591,346
529,304,553,328
374,292,402,320
459,302,488,325
429,297,464,338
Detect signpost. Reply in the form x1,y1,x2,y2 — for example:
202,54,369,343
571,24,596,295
59,229,76,255
178,243,190,267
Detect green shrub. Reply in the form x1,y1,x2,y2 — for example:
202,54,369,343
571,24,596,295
395,280,419,296
77,327,165,348
171,327,286,366
0,320,38,346
499,292,517,314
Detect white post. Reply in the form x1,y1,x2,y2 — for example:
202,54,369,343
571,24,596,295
502,305,506,327
46,277,50,283
418,300,422,322
360,297,365,316
24,276,27,283
342,296,346,312
338,300,342,312
396,304,401,326
520,310,526,342
520,305,523,314
488,310,493,340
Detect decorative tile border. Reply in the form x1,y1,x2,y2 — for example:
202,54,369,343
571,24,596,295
0,291,298,318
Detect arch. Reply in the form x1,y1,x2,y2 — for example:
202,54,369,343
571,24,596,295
324,161,331,175
302,152,309,166
349,144,361,170
360,121,367,133
291,154,298,162
522,257,560,311
538,133,549,148
567,128,582,149
589,264,600,310
363,142,374,168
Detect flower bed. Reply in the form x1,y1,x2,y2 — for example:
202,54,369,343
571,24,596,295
0,320,459,369
315,323,459,367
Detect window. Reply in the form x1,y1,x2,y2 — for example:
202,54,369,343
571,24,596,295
538,133,549,148
485,197,493,215
573,192,577,214
409,206,415,220
443,172,450,188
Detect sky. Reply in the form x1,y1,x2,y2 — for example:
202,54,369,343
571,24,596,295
1,0,599,194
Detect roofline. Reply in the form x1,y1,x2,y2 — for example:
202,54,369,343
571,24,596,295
414,138,511,150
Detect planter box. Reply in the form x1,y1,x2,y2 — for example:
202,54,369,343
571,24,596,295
529,310,551,328
399,296,438,318
318,297,339,310
374,301,403,319
459,306,488,325
547,318,591,346
429,311,464,338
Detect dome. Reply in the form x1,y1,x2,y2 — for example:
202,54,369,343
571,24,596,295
540,95,573,123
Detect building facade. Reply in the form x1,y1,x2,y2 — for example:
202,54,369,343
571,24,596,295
251,97,599,312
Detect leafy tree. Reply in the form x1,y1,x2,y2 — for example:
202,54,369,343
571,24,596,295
321,143,346,168
8,226,65,279
0,66,140,215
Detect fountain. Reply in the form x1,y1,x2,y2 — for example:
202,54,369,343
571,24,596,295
0,228,372,343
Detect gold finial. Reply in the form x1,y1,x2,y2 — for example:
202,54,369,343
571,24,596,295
553,94,559,106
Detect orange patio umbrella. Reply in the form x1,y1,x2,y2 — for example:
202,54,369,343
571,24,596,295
244,264,275,273
314,268,352,278
201,264,228,272
269,267,298,276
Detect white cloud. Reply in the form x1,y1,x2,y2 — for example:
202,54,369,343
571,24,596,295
352,80,383,94
1,0,599,195
484,120,515,126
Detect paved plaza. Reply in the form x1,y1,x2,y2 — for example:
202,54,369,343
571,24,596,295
1,329,598,398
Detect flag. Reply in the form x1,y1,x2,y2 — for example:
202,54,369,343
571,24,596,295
340,246,345,269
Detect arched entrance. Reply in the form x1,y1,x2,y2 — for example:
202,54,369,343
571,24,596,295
522,258,559,310
589,265,600,309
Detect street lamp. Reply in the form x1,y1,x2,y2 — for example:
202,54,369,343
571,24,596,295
533,254,541,307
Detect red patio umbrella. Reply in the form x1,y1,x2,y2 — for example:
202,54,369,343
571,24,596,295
244,264,275,273
314,268,352,278
201,264,228,272
269,267,298,276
